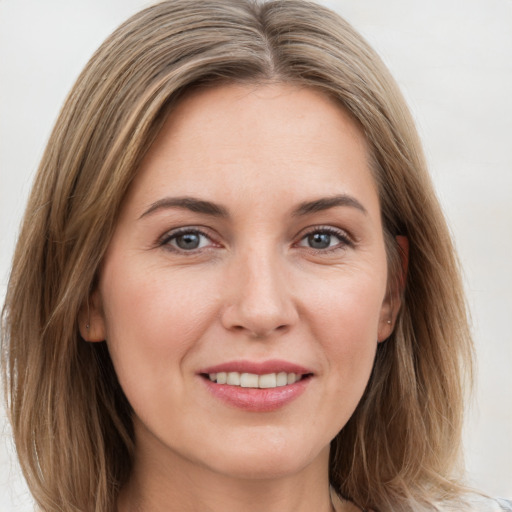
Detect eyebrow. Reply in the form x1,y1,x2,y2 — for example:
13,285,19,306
139,193,367,220
292,194,367,216
139,196,229,219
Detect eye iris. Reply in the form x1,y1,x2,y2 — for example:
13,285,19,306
308,232,331,249
175,233,200,250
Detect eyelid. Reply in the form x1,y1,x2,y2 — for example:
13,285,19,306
158,226,220,252
155,224,355,254
295,225,355,251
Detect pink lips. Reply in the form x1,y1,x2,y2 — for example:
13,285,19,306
198,359,313,412
200,359,311,376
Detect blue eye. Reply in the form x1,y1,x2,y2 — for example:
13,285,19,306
162,229,212,251
298,228,351,251
306,232,333,249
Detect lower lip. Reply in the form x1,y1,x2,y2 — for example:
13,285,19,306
201,376,311,412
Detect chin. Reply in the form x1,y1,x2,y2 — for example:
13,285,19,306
195,432,330,481
208,454,313,480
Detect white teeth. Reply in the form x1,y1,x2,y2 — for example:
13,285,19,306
207,371,302,388
259,373,277,388
276,372,288,386
227,372,240,385
240,373,259,388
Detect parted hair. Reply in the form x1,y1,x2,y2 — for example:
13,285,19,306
1,1,473,511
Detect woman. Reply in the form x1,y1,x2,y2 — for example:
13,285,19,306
1,1,510,511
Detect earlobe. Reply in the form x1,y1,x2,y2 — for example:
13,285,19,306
377,235,409,343
78,290,106,342
377,316,394,343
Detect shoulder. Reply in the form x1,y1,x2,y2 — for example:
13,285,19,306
471,496,512,512
495,498,512,512
438,495,512,512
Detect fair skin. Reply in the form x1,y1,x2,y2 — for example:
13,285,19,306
83,83,400,512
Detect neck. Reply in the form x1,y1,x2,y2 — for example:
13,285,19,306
119,472,335,512
117,427,340,512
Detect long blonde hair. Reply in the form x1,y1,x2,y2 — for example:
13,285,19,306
2,1,473,510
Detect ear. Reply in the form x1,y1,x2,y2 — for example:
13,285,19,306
78,289,106,342
378,235,409,342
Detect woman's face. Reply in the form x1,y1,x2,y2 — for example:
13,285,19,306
87,83,397,479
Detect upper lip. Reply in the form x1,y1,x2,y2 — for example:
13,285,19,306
199,359,313,376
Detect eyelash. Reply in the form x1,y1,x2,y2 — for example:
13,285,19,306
295,226,354,253
159,227,217,253
158,226,354,254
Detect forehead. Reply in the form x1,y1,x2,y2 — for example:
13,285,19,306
123,83,378,217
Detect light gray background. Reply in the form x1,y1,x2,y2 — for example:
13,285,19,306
1,1,511,509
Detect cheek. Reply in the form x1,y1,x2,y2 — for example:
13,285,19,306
98,260,219,395
300,269,385,395
303,265,386,342
103,257,216,332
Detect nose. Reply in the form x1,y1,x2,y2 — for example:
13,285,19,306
220,249,299,338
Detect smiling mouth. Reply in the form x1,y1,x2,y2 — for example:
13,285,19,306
202,371,311,389
199,363,313,411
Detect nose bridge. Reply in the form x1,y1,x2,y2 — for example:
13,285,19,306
222,241,297,337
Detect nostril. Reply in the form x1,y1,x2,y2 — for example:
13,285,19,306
220,298,298,338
